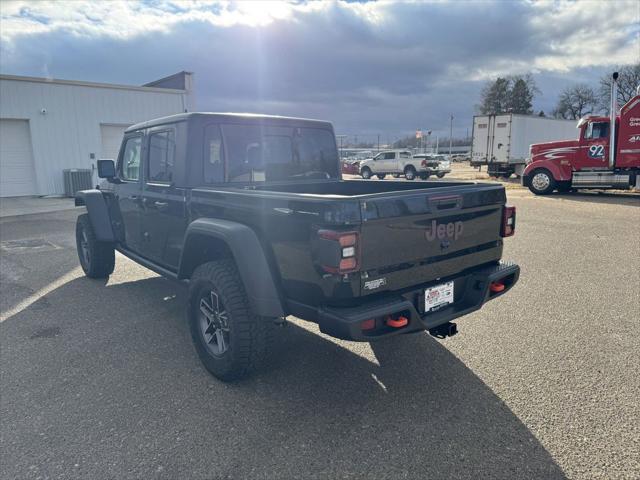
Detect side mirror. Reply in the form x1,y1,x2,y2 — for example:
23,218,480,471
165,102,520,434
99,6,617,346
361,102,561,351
97,159,116,180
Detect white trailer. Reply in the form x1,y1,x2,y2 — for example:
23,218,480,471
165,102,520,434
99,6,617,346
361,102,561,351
470,114,577,177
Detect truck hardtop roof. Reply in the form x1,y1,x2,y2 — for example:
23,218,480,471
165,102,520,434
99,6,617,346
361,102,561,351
126,112,333,133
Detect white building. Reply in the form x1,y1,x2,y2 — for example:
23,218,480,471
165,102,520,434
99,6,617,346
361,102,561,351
0,71,194,197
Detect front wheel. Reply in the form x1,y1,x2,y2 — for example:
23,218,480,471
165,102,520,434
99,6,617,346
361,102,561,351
361,167,372,179
528,169,556,195
188,259,272,381
404,166,416,180
76,214,115,278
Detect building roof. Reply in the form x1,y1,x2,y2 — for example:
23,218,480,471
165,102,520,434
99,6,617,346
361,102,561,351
0,73,187,94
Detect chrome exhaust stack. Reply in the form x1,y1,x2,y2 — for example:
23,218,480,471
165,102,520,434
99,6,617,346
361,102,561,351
609,72,618,170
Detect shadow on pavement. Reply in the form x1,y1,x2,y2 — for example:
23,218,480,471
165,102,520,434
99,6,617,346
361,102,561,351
1,275,567,480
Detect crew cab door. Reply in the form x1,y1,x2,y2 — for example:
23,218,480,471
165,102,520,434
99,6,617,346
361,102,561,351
379,151,397,172
141,126,187,269
578,120,610,169
116,134,144,252
398,150,412,170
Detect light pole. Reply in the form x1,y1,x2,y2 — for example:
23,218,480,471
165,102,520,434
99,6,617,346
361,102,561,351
449,114,454,157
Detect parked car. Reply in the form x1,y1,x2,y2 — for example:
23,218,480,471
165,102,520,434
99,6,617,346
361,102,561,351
75,112,519,381
359,150,426,180
412,154,452,178
341,158,360,175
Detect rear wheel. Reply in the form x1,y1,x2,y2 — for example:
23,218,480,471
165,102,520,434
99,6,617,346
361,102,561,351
75,214,115,278
528,169,556,195
404,166,416,180
188,259,272,381
361,167,372,179
376,174,386,180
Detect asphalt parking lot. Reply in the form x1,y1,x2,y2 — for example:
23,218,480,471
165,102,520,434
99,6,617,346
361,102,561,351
1,185,639,479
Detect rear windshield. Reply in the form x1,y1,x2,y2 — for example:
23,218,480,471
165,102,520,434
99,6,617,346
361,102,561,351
220,124,339,182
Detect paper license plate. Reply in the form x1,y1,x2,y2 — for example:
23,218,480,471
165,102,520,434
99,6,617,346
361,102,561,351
424,281,454,312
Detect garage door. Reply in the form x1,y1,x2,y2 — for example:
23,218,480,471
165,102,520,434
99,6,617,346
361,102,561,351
0,119,37,197
100,124,130,161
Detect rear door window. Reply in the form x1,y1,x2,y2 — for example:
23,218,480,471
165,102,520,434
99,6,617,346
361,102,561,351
147,130,176,183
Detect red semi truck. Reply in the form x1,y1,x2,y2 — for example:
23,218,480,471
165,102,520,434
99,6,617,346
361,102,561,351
523,72,640,195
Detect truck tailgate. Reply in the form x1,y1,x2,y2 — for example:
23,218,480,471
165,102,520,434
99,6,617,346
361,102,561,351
359,185,505,295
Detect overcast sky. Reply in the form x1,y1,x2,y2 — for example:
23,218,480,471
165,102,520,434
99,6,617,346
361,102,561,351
1,0,638,140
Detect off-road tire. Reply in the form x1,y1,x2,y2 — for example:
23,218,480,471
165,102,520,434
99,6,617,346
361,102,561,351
404,166,416,180
76,214,115,278
376,174,386,180
188,259,272,381
361,167,372,179
528,168,556,195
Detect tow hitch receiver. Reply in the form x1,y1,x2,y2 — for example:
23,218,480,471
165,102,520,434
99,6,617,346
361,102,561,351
386,315,409,328
429,322,458,339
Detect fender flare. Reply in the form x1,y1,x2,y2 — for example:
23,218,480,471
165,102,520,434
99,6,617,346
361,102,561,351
178,218,285,318
75,190,115,242
523,161,572,182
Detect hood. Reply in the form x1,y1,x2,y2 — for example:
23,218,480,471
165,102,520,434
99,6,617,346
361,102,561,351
530,139,579,162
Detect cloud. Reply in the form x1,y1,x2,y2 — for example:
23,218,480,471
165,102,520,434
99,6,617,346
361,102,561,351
1,0,638,138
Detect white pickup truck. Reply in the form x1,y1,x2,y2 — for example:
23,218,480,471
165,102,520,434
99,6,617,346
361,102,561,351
359,150,451,180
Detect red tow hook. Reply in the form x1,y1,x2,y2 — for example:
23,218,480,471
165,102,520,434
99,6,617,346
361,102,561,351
386,315,409,328
490,281,505,293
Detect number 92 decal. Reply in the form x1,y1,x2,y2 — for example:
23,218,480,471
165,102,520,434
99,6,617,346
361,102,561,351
588,145,605,159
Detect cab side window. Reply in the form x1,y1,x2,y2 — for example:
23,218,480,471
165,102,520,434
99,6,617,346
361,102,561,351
120,136,142,181
585,122,609,140
148,130,176,183
384,152,395,160
399,151,411,159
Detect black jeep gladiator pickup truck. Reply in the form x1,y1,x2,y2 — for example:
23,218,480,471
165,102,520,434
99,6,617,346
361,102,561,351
76,113,519,381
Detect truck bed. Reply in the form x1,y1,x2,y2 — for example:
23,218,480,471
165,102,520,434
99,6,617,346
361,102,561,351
190,180,506,308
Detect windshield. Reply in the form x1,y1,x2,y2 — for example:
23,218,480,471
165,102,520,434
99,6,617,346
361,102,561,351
221,124,339,182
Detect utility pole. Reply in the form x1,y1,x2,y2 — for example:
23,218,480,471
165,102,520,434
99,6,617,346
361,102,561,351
377,134,380,152
336,135,347,159
449,114,454,157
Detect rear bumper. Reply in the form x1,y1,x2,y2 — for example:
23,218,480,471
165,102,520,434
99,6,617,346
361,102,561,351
291,261,519,341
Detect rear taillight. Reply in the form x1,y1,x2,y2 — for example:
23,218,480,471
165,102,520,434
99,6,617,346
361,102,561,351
318,229,359,273
501,205,516,237
421,160,427,167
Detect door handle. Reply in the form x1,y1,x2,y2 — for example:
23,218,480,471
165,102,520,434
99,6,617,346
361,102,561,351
154,201,169,209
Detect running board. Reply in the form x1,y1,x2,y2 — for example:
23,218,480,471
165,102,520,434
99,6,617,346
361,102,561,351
116,246,183,282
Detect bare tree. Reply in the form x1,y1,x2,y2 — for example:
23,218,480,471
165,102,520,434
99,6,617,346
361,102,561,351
598,63,640,112
552,84,599,119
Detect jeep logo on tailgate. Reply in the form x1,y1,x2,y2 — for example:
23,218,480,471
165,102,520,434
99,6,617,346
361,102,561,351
425,220,463,242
